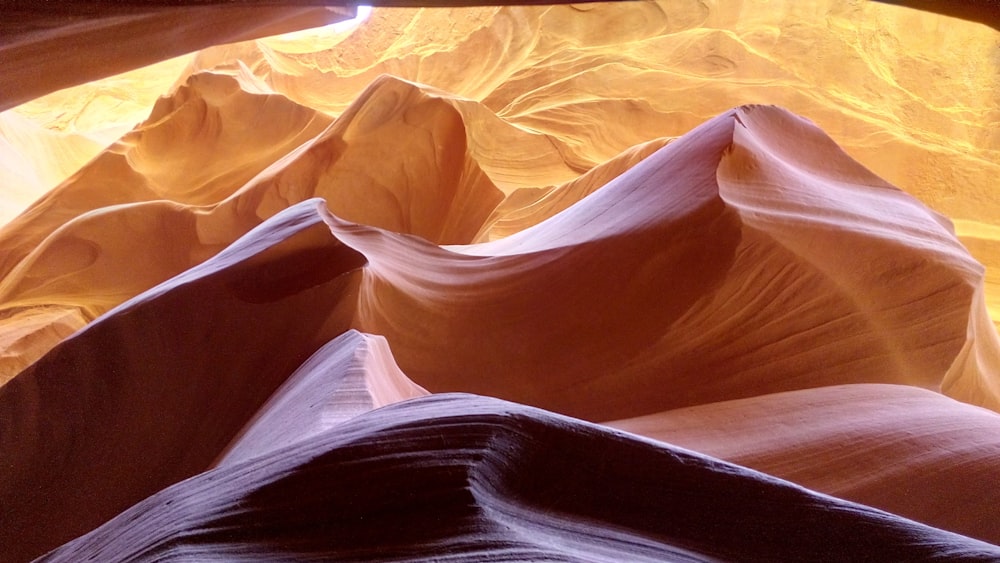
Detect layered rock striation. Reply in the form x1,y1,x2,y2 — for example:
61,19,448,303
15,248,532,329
1,2,999,562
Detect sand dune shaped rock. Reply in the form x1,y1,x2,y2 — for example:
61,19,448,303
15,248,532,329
0,201,364,561
608,383,1000,545
0,70,335,381
338,104,999,419
172,1,1000,328
0,73,576,382
216,329,428,467
184,1,998,226
36,394,1000,562
0,4,998,559
0,70,332,280
10,1,994,238
4,99,1000,559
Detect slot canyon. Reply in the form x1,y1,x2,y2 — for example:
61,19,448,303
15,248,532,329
1,1,999,560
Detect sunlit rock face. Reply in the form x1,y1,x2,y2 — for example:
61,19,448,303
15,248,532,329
1,2,999,562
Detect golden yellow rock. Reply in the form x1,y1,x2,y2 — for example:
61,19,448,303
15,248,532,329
4,1,997,319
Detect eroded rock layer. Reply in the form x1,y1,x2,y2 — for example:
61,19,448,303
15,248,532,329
1,2,999,562
38,394,1000,562
608,383,1000,545
5,1,999,320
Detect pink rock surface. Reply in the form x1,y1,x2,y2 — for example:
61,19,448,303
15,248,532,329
0,5,997,558
215,329,428,467
608,383,1000,544
335,105,998,419
3,102,1000,559
0,201,363,561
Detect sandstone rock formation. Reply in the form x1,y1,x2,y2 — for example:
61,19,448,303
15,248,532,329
37,394,1000,562
0,4,355,113
5,1,999,313
1,1,999,561
608,383,1000,545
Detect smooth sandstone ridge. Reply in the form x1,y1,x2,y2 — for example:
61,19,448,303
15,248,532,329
2,104,1000,558
0,2,999,562
37,394,1000,562
5,1,1000,326
6,2,998,245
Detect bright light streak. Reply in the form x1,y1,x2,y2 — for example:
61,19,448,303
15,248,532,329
327,5,373,34
266,5,373,43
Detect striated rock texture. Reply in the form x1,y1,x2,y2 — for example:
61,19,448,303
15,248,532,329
0,4,356,113
4,1,999,316
1,2,999,562
36,394,1000,562
608,383,1000,545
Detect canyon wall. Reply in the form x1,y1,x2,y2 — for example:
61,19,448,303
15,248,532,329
1,1,998,561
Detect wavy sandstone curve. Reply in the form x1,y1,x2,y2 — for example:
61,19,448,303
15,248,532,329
0,3,998,562
215,329,428,467
4,100,1000,557
4,98,1000,557
37,394,1000,562
0,201,364,561
325,104,998,419
608,383,1000,545
0,73,563,381
181,1,999,222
